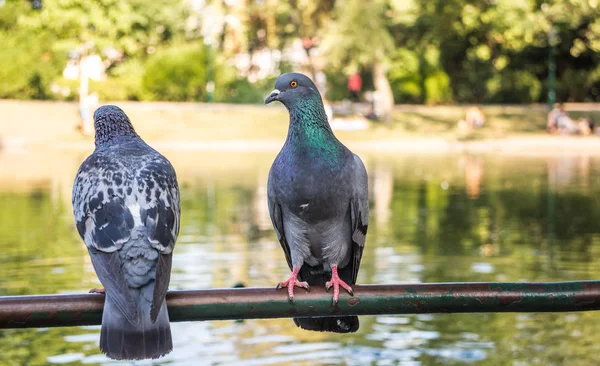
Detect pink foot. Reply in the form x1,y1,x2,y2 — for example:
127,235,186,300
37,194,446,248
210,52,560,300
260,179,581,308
325,265,354,304
89,288,105,294
276,267,310,301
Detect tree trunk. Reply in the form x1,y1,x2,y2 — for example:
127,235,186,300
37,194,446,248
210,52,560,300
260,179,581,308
373,61,394,125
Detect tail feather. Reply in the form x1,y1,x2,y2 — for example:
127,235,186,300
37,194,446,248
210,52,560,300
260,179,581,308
100,293,172,360
294,316,359,333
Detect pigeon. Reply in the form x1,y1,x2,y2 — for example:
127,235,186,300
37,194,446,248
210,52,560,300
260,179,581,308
72,105,180,360
265,73,369,333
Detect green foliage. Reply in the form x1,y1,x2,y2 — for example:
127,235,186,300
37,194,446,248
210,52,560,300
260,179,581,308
142,44,208,101
321,0,393,69
18,0,191,57
101,59,150,101
0,30,64,99
487,70,542,104
424,71,452,105
213,77,278,104
401,0,600,103
2,0,600,103
388,49,422,104
386,47,453,104
322,70,350,101
0,2,64,99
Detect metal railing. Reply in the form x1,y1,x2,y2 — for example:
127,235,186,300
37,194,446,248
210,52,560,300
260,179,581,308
2,281,600,329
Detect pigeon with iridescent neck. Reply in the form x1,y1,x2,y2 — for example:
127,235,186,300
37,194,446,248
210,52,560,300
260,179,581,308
72,105,179,360
265,73,369,333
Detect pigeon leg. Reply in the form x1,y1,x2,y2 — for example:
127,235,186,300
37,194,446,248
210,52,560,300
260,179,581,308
276,266,310,301
325,265,354,304
89,288,105,294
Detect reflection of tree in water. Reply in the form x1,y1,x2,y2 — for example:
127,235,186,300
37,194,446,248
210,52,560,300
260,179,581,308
0,327,104,365
0,189,87,297
379,154,600,283
4,153,600,364
0,188,98,365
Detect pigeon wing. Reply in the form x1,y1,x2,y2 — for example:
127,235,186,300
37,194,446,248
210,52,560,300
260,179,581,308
349,154,369,284
137,158,180,322
267,185,293,271
72,156,138,324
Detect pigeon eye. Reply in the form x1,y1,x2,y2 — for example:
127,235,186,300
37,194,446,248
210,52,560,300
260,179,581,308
290,80,298,88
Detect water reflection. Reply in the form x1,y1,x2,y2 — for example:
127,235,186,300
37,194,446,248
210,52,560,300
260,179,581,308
2,151,600,365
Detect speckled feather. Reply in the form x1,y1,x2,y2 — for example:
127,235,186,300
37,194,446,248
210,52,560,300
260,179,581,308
72,105,179,360
266,73,369,333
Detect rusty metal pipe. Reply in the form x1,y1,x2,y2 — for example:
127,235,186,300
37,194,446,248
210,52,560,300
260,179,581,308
2,281,600,329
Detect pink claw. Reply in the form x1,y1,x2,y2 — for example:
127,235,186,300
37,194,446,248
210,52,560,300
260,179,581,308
325,265,354,304
89,288,105,294
276,267,310,301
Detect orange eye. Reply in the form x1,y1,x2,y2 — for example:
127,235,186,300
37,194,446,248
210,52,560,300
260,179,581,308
290,80,298,88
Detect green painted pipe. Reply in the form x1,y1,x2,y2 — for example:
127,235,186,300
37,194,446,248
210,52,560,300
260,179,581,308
2,281,600,329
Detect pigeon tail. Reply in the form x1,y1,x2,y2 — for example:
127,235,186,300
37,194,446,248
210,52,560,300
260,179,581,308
100,287,172,360
293,265,359,333
293,316,359,333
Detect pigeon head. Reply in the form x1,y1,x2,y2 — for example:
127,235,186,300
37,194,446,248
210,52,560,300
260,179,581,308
93,105,139,147
265,73,322,108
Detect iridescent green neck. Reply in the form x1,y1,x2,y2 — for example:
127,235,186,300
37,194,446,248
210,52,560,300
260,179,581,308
286,97,336,142
283,96,345,164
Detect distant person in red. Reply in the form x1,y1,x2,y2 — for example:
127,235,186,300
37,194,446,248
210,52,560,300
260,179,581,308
348,72,362,102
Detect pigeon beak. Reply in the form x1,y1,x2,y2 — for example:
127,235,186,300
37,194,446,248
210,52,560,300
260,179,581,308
264,89,281,105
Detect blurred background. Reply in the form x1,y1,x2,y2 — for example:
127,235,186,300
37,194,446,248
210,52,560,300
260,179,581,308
3,0,600,365
2,0,600,106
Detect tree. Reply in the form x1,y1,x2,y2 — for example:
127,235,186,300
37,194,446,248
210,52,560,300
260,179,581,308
404,0,600,103
18,0,191,58
321,0,395,122
142,44,209,101
0,0,64,99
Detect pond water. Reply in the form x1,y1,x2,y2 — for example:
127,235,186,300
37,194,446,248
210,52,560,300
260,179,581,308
1,150,600,365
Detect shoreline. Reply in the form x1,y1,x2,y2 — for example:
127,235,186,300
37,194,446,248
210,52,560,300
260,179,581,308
2,135,600,157
2,99,600,157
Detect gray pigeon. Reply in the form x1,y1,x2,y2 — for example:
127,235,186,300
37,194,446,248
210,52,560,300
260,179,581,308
72,105,179,360
265,73,369,333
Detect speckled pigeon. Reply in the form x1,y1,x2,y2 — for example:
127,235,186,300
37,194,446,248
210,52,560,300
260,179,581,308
265,73,369,333
72,105,179,360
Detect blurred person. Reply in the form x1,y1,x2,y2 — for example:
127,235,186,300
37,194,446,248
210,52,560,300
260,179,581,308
547,103,577,135
580,117,595,135
363,91,379,121
78,92,99,136
302,37,318,77
457,106,485,131
348,72,362,103
577,118,592,135
302,36,314,54
547,103,561,133
465,106,485,128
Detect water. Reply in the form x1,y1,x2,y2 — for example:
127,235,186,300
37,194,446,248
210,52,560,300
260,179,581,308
2,150,600,365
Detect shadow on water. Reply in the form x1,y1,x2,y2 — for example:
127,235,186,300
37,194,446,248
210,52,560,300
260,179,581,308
2,151,600,365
